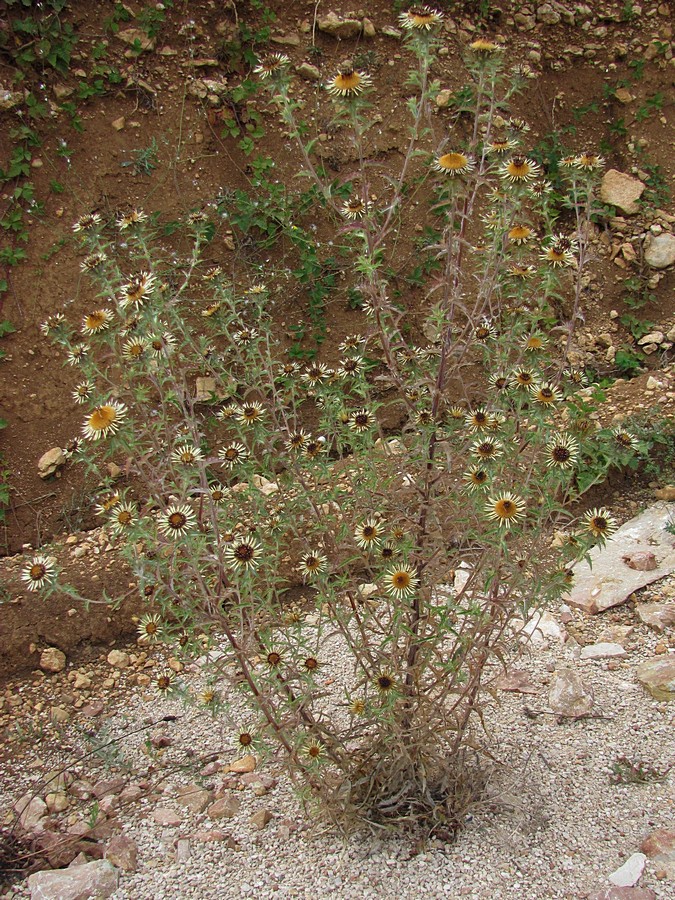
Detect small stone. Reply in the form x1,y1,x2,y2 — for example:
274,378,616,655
175,839,191,863
228,755,256,774
641,827,675,858
81,701,104,717
112,116,126,131
362,17,376,38
152,807,182,827
580,642,627,660
615,87,633,103
494,670,539,694
249,808,273,830
536,3,561,25
637,331,665,347
175,784,212,814
73,673,91,690
15,794,47,830
117,27,156,52
609,853,647,887
92,777,126,799
194,376,216,402
636,602,675,632
105,834,138,872
27,859,119,899
600,170,645,215
622,551,658,570
636,657,675,700
588,889,656,899
40,647,67,674
106,649,130,669
191,829,236,846
45,791,69,813
38,447,67,479
654,485,675,501
317,12,362,39
548,668,594,717
50,705,71,724
207,795,240,820
296,62,321,82
436,89,452,108
644,233,675,269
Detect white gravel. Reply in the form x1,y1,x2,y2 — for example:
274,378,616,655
2,582,674,900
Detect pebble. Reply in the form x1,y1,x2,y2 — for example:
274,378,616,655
40,647,66,674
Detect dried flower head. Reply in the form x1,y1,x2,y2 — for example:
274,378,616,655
71,380,95,404
530,382,562,406
342,197,369,219
486,492,525,529
110,501,136,535
254,53,290,79
81,309,113,334
355,519,384,550
82,401,127,441
573,153,604,171
137,612,162,643
326,63,372,97
119,272,157,310
117,208,147,229
349,408,376,433
500,156,540,183
582,507,617,542
158,503,197,538
72,213,102,233
546,433,579,469
469,38,503,53
22,555,56,591
433,152,475,176
383,565,419,599
464,465,490,491
399,6,444,30
299,552,328,578
225,538,262,571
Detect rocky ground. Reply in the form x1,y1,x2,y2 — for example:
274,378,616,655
2,1,675,897
1,520,675,899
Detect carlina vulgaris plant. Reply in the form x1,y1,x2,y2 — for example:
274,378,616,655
37,12,636,834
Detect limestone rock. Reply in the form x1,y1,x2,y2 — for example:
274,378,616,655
566,504,675,614
176,784,212,814
208,795,240,820
636,602,675,632
38,447,66,479
641,827,675,858
27,859,119,899
228,755,256,774
636,657,675,700
493,669,539,694
536,3,561,25
588,889,656,899
249,808,273,830
548,668,594,717
194,376,216,402
117,27,156,52
15,794,47,831
105,834,138,873
580,642,627,660
609,853,647,887
296,62,321,82
106,649,130,669
644,233,675,269
317,12,362,39
40,647,66,674
152,807,182,827
600,170,645,215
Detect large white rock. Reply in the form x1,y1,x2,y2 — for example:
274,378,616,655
565,504,675,614
28,859,119,899
548,668,594,717
600,169,645,214
644,232,675,269
609,852,647,887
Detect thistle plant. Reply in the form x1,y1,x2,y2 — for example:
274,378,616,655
37,12,639,833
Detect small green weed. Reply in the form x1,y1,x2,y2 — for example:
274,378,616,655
610,755,669,785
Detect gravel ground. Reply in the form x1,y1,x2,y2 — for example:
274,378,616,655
1,578,674,900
